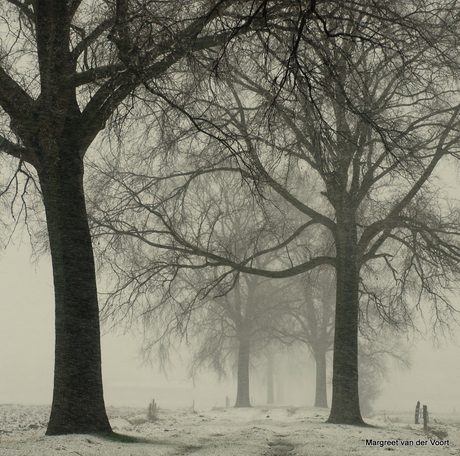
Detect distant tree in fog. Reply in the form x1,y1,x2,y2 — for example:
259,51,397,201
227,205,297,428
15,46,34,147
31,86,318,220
186,273,289,407
273,268,411,411
97,175,294,408
358,334,411,417
273,268,335,408
264,347,276,405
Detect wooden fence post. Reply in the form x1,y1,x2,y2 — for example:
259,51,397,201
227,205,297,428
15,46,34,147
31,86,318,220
423,405,428,430
415,401,420,424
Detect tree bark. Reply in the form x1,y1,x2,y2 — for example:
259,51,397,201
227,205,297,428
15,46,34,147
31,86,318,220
234,330,251,407
38,153,111,435
313,348,328,408
327,213,365,425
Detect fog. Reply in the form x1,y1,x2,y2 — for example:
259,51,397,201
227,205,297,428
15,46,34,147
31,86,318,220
1,242,459,415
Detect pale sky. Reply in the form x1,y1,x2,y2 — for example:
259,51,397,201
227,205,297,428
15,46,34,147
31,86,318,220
1,240,459,415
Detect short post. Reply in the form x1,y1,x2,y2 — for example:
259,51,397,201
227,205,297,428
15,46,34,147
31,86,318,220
148,399,158,421
415,401,420,424
423,405,428,430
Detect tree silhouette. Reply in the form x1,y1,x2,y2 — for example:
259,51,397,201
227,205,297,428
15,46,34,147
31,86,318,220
0,0,271,434
90,3,460,425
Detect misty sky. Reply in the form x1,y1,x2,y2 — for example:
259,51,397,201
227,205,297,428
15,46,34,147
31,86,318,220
1,240,460,415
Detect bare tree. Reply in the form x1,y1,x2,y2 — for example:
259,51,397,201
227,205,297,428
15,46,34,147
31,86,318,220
89,2,460,426
187,273,289,407
273,269,335,408
0,0,278,435
358,324,411,418
98,172,294,408
272,266,412,411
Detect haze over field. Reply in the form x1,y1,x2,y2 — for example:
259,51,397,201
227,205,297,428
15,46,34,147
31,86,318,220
1,243,459,416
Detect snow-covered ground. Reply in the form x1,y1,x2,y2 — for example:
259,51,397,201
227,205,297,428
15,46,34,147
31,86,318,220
0,404,458,455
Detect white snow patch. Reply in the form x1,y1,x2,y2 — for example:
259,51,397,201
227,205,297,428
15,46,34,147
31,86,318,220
0,404,459,455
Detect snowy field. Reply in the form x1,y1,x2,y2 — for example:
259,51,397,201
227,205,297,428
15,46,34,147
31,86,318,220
0,404,458,456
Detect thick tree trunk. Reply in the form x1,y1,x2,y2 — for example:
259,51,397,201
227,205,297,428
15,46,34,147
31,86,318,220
234,331,251,407
266,352,275,405
38,155,111,435
327,215,365,425
313,348,328,408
